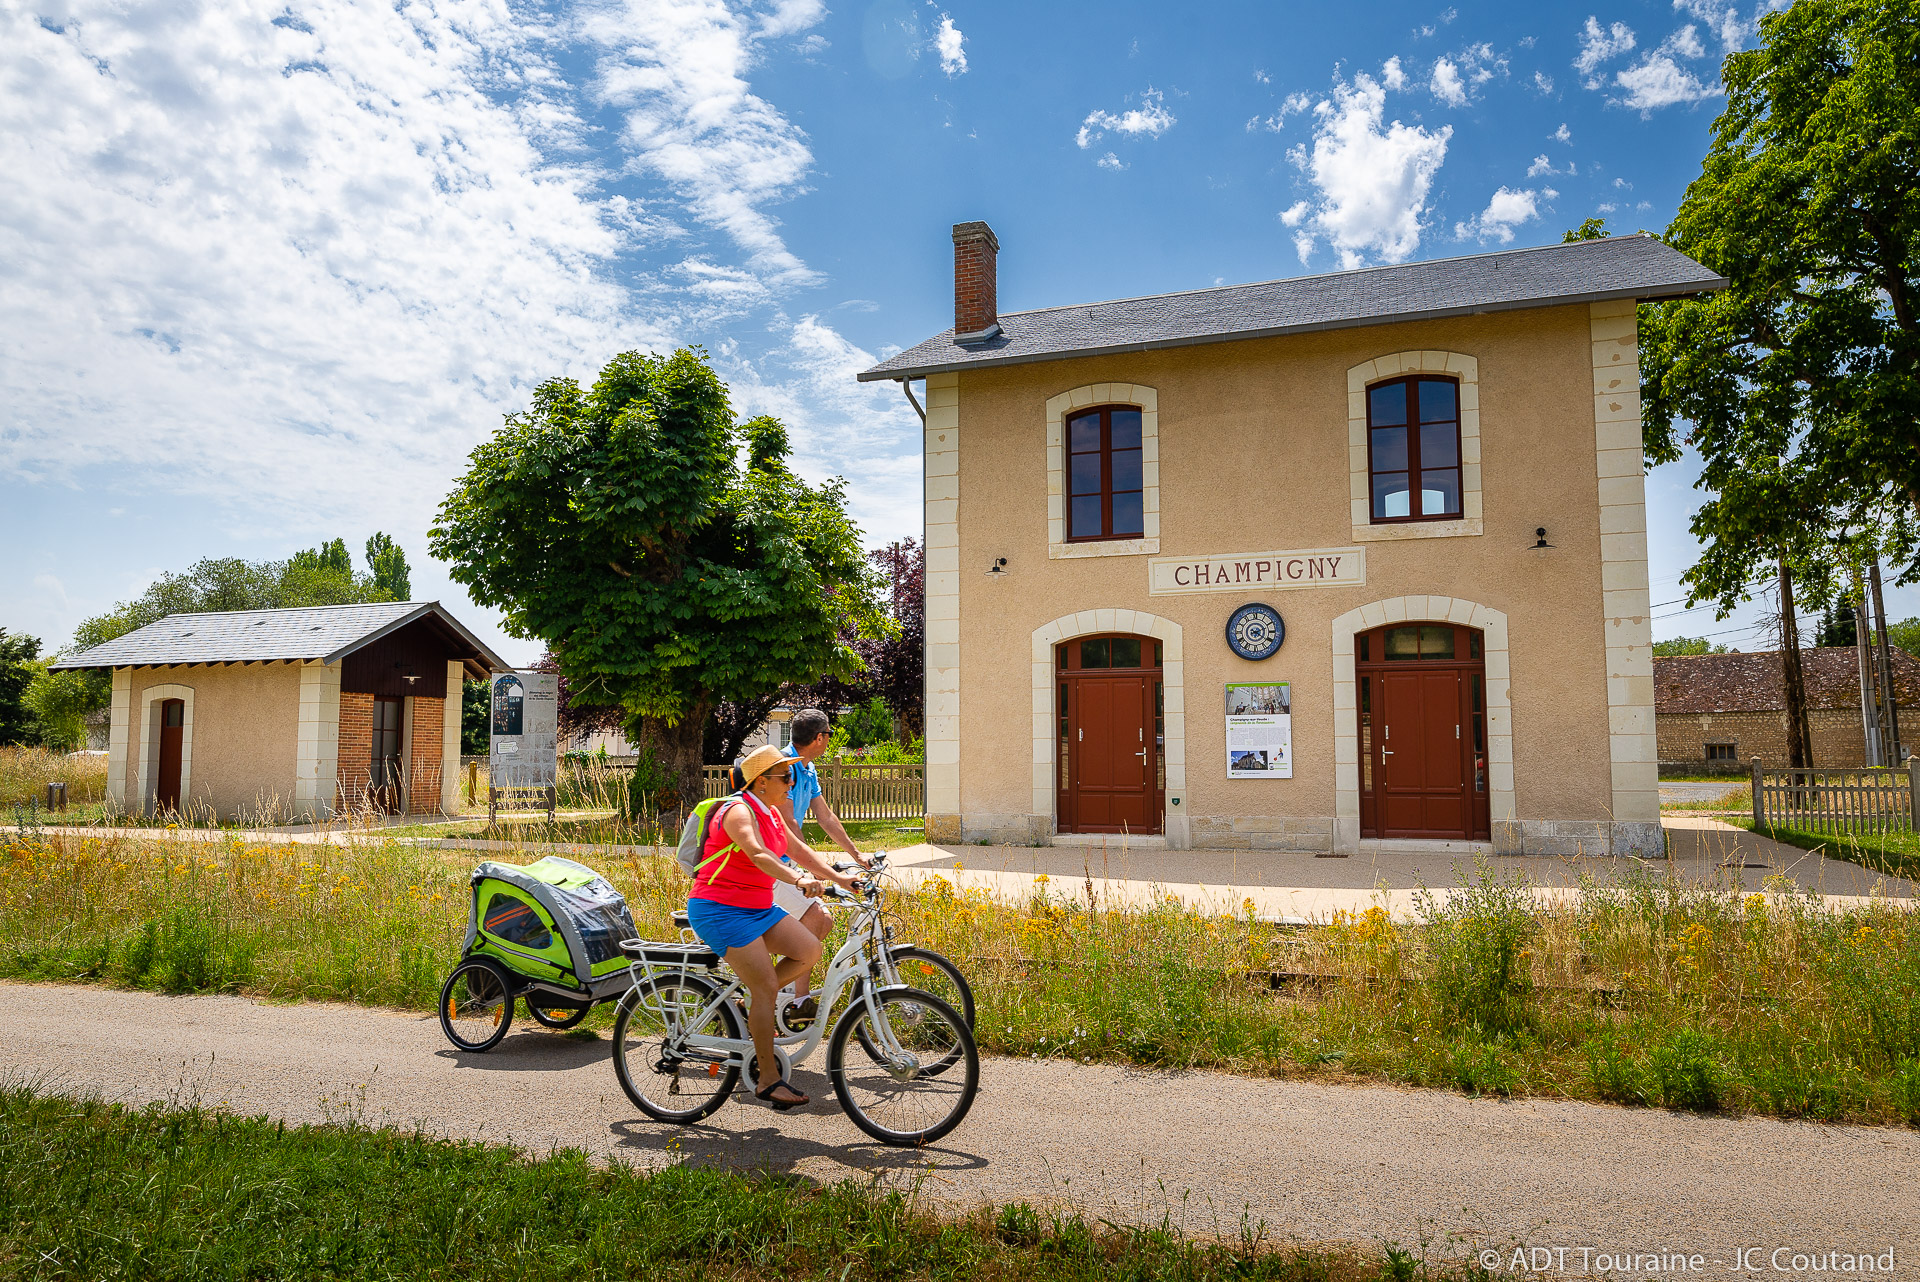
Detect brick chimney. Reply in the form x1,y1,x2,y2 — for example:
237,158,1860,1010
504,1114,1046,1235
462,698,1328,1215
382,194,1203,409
951,220,1001,344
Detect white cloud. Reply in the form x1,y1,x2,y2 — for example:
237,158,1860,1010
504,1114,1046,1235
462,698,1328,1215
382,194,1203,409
935,15,967,76
1250,91,1312,132
1430,58,1467,106
1575,16,1637,85
1597,201,1618,213
1613,49,1720,111
1673,0,1751,50
1667,23,1706,58
1285,73,1452,268
1534,70,1555,93
1382,56,1408,91
1254,69,1271,84
1455,187,1541,243
1462,42,1508,84
1076,87,1175,149
0,0,658,521
1615,177,1633,188
1097,152,1127,171
585,0,827,291
1553,122,1572,142
1430,43,1507,106
1527,154,1552,177
1280,201,1310,227
1542,186,1559,200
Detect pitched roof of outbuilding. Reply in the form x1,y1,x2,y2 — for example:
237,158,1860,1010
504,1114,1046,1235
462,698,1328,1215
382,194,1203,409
1654,647,1920,715
50,602,511,674
858,234,1724,383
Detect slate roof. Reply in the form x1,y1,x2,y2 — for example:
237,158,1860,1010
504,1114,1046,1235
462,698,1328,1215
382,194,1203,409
50,602,511,673
858,234,1724,382
1654,648,1920,716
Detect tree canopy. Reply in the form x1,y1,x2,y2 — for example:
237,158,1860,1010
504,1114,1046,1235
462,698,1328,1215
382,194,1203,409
1640,0,1920,613
72,534,416,655
430,347,889,813
0,629,40,747
1652,636,1733,656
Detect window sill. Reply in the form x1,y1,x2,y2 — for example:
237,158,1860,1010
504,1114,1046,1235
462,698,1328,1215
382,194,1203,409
1049,536,1160,560
1351,518,1483,542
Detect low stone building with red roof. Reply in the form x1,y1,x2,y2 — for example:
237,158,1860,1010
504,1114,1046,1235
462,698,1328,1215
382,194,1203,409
1654,647,1920,770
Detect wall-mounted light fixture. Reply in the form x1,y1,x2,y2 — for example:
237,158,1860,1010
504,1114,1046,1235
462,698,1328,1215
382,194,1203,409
396,662,422,685
986,557,1008,577
1530,527,1555,550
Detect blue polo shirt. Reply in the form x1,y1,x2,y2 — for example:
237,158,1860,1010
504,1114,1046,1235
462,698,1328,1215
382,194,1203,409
788,757,822,827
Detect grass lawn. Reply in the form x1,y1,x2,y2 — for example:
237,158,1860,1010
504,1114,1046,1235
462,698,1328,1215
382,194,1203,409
3,828,1919,1126
1723,815,1920,880
0,1087,1475,1282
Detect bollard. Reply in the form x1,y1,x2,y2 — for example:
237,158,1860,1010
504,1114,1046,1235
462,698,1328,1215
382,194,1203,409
46,781,68,813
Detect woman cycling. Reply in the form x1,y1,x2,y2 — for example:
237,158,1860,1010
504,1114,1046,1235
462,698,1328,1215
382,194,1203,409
686,743,826,1110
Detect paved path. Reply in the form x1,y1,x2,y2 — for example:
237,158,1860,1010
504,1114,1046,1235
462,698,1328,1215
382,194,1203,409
1659,781,1750,804
5,982,1912,1273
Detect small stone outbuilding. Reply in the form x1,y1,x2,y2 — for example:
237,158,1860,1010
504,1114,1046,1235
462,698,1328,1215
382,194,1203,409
1654,647,1920,770
53,602,508,823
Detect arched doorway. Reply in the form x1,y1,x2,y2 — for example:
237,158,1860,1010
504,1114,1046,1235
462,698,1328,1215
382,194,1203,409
155,698,185,814
1055,633,1164,834
1356,622,1489,840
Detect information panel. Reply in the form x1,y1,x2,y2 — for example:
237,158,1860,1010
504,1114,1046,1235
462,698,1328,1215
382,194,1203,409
489,671,558,790
1225,682,1292,780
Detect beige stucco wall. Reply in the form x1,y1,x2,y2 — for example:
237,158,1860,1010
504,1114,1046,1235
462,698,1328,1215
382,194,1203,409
945,303,1640,854
120,663,304,822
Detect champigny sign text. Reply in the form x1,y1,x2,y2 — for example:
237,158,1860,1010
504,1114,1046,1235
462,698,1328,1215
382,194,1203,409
1147,547,1365,596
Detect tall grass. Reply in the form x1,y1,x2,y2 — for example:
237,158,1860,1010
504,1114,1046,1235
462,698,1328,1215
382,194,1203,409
2,830,1917,1123
0,1087,1473,1281
0,747,109,812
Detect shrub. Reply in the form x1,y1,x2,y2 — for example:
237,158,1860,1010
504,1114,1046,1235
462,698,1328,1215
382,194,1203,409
1415,860,1539,1035
1647,1028,1727,1112
1585,1031,1647,1105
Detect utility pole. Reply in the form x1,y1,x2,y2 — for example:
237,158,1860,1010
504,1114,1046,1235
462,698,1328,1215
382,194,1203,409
1854,591,1883,766
1869,559,1902,761
1779,560,1814,771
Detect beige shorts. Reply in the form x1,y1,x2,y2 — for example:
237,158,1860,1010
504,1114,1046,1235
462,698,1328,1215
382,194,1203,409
771,871,824,922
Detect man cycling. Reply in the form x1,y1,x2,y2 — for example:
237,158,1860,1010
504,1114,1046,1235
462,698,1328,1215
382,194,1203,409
770,708,873,1025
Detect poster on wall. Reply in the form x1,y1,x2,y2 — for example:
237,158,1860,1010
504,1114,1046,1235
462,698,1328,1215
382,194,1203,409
1225,683,1292,779
489,671,559,789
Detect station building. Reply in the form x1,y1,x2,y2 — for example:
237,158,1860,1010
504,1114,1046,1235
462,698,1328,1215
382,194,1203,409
859,223,1724,856
53,602,506,823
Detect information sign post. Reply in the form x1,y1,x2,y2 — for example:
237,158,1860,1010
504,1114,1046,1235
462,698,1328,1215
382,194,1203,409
488,671,559,824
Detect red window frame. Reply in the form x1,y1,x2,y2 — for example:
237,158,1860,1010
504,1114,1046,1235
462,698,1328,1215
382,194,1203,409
1365,375,1463,524
1064,404,1146,542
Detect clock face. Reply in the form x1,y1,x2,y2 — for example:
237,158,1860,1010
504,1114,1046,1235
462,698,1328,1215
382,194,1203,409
1227,604,1284,660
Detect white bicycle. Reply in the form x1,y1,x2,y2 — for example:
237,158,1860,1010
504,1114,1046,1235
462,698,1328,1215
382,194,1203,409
610,855,979,1146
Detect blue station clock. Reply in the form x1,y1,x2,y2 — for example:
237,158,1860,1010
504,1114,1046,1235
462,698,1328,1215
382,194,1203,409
1226,603,1284,660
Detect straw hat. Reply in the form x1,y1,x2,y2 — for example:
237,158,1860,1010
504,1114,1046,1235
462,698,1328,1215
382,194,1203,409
733,743,799,790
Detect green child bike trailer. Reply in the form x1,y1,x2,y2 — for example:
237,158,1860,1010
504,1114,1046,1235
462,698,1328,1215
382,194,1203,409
439,856,641,1053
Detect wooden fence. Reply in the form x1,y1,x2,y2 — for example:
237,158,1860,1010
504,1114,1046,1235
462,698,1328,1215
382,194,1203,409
1751,758,1918,837
703,762,924,821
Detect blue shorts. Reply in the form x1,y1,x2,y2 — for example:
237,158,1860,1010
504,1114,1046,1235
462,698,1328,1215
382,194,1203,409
686,898,789,954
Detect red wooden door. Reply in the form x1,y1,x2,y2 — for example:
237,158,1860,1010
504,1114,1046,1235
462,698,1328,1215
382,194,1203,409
156,699,184,813
1056,634,1162,835
1358,624,1488,841
1379,670,1467,837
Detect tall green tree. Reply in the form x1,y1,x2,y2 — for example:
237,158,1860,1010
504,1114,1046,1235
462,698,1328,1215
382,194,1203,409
0,629,40,747
22,664,95,752
1652,636,1732,656
1640,0,1920,613
364,533,412,601
431,348,889,816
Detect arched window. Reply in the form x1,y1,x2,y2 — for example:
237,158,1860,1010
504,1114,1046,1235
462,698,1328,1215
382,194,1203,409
1064,404,1145,541
1366,376,1462,522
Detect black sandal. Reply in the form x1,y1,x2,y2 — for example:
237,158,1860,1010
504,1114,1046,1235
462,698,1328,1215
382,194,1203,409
755,1078,809,1111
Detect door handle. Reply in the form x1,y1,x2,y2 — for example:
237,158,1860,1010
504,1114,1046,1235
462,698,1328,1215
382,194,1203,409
1381,749,1394,756
1134,750,1147,758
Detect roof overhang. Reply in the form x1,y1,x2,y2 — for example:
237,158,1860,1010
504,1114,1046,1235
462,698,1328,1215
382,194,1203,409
855,279,1726,384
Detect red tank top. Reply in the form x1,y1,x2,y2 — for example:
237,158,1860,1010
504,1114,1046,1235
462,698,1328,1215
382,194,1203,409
690,790,788,909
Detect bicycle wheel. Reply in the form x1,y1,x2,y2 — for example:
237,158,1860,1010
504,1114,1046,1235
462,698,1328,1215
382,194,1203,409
872,945,976,1027
439,956,516,1052
828,987,978,1146
612,974,743,1124
527,1001,591,1030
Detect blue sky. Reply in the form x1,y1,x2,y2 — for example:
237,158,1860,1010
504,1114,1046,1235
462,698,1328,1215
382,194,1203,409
3,0,1878,665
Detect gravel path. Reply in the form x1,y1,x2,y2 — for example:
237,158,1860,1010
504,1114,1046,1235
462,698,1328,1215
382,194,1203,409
6,981,1913,1273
